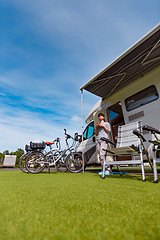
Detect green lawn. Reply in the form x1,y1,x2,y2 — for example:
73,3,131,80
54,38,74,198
0,171,160,240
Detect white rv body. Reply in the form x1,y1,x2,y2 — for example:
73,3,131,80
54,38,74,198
77,24,160,165
76,66,160,164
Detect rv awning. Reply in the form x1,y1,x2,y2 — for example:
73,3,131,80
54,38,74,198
80,24,160,99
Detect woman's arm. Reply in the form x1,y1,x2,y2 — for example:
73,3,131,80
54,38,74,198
95,123,100,136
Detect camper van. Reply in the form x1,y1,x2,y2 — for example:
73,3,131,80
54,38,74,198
76,24,160,165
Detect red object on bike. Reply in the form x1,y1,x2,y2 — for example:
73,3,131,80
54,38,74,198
46,142,54,145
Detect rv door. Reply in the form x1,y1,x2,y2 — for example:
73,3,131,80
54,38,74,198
107,102,125,143
76,121,97,164
82,121,96,163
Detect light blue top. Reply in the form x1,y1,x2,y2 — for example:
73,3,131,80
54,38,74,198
96,122,111,141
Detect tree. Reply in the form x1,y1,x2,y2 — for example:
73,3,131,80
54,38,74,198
13,148,25,166
0,152,4,164
3,150,9,155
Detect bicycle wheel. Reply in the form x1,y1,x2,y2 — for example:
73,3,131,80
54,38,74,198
49,150,67,172
25,151,46,174
65,152,83,173
55,156,67,172
19,153,29,173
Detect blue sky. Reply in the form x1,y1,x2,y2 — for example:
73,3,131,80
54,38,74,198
0,0,159,151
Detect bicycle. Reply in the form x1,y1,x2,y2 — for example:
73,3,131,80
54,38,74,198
45,138,67,173
19,138,60,173
64,129,83,173
25,138,61,174
19,144,32,173
25,129,83,174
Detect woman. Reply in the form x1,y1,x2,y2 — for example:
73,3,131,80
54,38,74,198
95,113,113,175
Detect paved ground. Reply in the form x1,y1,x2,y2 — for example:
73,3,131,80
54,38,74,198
0,167,20,171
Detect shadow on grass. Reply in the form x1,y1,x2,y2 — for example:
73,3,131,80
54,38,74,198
19,169,66,175
94,172,158,183
22,168,159,184
40,169,70,174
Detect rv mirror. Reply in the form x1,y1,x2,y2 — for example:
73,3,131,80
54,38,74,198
78,135,82,142
74,133,78,141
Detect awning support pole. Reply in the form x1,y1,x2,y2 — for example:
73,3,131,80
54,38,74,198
81,89,85,174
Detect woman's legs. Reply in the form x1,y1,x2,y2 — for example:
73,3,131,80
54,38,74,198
96,139,112,172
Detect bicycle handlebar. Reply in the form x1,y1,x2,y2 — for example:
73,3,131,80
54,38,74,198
64,129,72,139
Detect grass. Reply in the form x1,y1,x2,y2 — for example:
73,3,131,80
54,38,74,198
0,170,160,240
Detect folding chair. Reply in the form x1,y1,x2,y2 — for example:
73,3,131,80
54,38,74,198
3,155,17,167
142,125,160,183
101,121,151,181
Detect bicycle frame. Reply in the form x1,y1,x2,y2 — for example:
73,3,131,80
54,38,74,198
45,134,76,167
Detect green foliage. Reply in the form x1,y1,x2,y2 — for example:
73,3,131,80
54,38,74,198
0,171,159,240
3,150,9,155
0,152,4,160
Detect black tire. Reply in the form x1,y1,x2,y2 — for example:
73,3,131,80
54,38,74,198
25,151,46,174
45,150,67,172
52,150,67,172
19,153,29,173
65,152,83,173
55,157,67,172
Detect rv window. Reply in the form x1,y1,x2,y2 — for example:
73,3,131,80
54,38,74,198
109,110,118,121
87,121,94,138
125,85,159,111
83,121,94,140
83,128,88,140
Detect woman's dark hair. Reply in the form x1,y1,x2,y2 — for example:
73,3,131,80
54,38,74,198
98,113,105,117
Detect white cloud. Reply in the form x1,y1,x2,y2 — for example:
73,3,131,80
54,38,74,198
0,107,63,152
0,92,6,96
0,101,85,152
71,115,81,122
